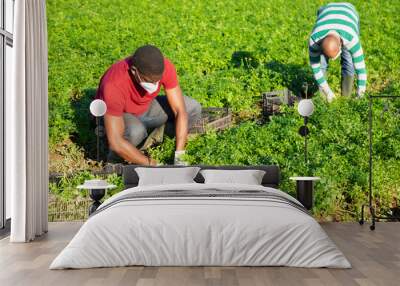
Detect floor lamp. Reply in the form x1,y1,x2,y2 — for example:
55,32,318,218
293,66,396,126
359,94,400,230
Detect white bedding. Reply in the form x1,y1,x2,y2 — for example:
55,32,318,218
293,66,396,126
50,183,351,269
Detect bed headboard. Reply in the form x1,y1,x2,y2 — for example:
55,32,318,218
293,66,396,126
122,165,281,189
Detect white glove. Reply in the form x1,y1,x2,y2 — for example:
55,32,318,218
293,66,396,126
174,150,189,166
326,92,336,103
324,88,336,103
356,88,366,99
319,86,335,103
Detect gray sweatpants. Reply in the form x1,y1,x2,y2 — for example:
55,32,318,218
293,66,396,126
110,95,201,153
123,95,201,147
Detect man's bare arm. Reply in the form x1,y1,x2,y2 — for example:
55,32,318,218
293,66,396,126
165,85,188,151
104,114,156,165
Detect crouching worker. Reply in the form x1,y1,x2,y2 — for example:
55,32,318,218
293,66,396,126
308,2,367,102
96,45,202,165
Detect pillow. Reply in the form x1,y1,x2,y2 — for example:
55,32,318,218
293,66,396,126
135,167,201,186
200,169,266,185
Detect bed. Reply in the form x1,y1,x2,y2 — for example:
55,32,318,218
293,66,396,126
50,165,350,269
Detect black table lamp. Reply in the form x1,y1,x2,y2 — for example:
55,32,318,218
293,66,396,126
297,99,315,167
89,99,107,161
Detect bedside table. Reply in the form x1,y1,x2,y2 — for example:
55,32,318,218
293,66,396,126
289,177,320,210
77,180,116,215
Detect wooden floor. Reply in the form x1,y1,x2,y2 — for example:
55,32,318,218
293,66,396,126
0,222,399,286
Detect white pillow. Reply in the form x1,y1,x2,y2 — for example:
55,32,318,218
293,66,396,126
200,169,266,185
135,167,201,186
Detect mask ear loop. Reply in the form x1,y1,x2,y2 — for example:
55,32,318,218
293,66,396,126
130,66,143,83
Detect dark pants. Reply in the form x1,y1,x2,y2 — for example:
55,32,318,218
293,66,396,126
320,47,355,77
120,95,201,148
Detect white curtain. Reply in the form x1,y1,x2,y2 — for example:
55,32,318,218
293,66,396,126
7,0,49,242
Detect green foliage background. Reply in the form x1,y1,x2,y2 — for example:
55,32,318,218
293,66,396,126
47,0,400,220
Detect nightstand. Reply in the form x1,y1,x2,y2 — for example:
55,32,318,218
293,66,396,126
289,177,320,210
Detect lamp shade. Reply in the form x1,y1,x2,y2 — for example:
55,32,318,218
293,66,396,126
298,99,315,117
90,99,107,117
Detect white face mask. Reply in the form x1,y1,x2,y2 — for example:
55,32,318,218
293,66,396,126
131,66,160,94
140,81,159,94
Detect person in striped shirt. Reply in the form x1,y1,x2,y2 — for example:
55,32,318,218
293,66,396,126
309,2,367,102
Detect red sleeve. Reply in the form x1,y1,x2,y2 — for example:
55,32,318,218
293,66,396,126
101,84,125,116
161,58,179,90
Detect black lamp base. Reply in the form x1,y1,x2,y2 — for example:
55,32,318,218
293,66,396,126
88,189,106,215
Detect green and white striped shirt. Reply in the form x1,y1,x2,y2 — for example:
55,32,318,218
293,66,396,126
309,2,367,96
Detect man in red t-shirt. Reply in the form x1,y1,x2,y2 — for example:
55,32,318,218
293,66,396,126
96,45,201,165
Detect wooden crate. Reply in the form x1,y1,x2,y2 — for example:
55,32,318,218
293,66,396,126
262,88,297,121
190,107,232,134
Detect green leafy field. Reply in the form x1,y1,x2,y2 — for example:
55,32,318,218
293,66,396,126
47,0,400,221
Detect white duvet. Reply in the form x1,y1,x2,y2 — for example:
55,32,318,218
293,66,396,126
50,183,351,269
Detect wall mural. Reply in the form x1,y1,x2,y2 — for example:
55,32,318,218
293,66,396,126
47,1,400,223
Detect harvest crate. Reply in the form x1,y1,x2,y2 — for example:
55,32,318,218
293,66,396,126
262,88,297,121
190,107,232,134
